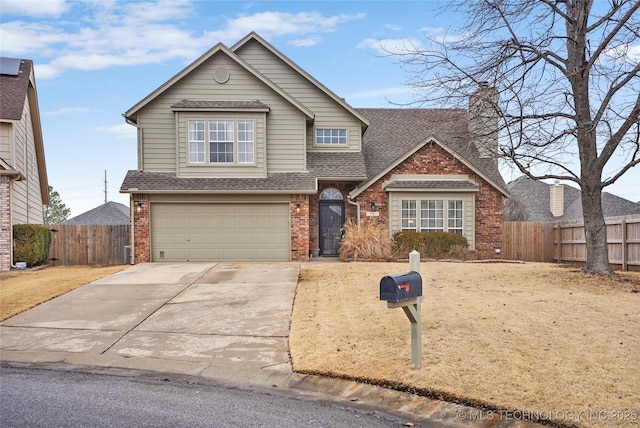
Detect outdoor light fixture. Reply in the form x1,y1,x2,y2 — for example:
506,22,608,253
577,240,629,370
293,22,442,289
135,201,143,213
370,201,376,211
296,203,301,213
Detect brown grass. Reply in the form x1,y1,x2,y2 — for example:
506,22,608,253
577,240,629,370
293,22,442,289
0,265,130,321
290,262,640,428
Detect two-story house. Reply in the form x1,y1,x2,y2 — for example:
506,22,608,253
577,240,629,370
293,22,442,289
0,57,49,271
120,32,509,263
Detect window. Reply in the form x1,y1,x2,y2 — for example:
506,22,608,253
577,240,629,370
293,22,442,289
187,120,255,165
209,120,234,163
315,128,347,145
237,121,254,164
401,199,463,234
401,200,417,230
188,121,205,163
448,200,463,234
421,200,444,232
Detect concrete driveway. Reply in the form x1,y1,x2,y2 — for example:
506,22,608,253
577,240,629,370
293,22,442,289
0,262,298,384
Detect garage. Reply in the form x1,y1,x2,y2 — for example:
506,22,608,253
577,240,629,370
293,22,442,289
150,203,290,262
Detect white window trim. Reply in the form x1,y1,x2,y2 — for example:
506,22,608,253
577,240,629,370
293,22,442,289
401,198,464,234
187,119,256,166
314,128,348,146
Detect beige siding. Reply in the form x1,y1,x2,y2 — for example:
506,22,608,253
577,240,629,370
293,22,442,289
0,123,11,160
235,40,362,153
136,51,307,174
388,191,476,249
4,99,44,224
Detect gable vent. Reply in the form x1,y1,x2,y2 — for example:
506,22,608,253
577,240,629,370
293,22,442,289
214,67,229,83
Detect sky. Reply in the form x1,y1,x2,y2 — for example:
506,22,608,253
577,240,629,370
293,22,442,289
1,0,638,217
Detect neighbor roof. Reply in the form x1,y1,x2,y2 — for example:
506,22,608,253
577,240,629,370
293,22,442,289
505,175,640,221
64,201,130,225
351,108,509,198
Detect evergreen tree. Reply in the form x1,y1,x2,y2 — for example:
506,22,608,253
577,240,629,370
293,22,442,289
43,186,71,224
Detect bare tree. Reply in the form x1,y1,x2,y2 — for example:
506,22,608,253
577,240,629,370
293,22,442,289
395,0,640,274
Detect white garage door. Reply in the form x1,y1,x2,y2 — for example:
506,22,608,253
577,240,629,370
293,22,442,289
151,203,290,262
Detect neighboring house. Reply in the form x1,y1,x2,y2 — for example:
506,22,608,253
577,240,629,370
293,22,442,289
63,201,130,225
0,57,49,271
504,175,640,222
120,32,509,263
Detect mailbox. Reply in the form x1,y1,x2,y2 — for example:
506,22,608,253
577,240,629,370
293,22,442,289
380,271,422,302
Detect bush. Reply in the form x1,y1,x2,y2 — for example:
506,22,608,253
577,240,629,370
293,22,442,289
13,224,52,267
393,231,468,260
339,219,393,261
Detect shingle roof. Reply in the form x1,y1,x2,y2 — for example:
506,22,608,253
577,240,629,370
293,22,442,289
307,152,367,180
356,108,508,195
504,175,640,221
171,99,270,110
0,58,32,121
64,201,130,225
121,170,317,193
384,180,479,191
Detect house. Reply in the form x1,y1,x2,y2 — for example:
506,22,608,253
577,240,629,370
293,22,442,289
120,32,509,263
0,57,49,271
503,175,640,222
63,201,130,225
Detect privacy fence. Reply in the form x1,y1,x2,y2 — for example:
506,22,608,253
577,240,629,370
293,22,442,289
46,224,130,266
503,214,640,271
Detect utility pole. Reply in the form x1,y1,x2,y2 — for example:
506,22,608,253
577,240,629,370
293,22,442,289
103,170,107,204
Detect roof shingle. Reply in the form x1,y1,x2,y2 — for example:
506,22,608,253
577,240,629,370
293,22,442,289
0,58,33,121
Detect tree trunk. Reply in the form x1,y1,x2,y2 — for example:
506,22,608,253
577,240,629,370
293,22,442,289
580,181,613,274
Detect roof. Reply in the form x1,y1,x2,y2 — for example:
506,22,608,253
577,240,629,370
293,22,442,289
307,152,367,180
121,170,317,194
171,99,270,111
384,180,479,191
504,175,640,221
64,201,130,225
352,108,509,198
0,57,32,120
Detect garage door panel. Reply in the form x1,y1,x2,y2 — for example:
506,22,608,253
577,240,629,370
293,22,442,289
151,203,290,262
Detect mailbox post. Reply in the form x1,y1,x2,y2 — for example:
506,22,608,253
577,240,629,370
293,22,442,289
380,251,423,369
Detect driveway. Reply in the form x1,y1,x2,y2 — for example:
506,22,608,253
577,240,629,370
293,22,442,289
0,262,298,385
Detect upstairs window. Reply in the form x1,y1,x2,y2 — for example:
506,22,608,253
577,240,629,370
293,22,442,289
315,128,347,145
187,120,255,165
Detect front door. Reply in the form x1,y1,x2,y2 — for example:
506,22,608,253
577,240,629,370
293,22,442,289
319,188,345,256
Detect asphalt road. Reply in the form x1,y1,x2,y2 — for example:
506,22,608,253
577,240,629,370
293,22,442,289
0,366,422,427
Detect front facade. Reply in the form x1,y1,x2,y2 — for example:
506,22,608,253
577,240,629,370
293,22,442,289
0,58,49,271
121,33,508,264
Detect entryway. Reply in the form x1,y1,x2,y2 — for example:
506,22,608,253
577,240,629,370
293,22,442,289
318,188,344,256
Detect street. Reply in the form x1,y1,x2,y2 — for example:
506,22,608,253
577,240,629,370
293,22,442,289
0,366,420,427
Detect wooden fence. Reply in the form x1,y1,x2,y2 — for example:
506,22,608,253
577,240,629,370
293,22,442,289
503,214,640,271
46,224,130,266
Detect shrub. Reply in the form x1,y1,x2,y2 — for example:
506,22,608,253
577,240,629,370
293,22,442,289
393,231,468,260
339,219,393,261
13,224,52,267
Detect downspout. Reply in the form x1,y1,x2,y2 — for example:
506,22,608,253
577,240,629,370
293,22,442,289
347,196,360,227
8,176,21,268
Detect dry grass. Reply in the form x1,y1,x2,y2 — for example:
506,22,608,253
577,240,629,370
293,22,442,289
290,262,640,428
0,265,130,321
339,219,393,261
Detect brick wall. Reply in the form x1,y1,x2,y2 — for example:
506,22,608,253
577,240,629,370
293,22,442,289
132,194,150,263
0,176,11,271
356,142,505,259
290,194,309,261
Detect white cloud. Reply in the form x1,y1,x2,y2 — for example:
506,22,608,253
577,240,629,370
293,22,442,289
3,3,364,79
96,123,137,140
1,0,69,17
44,107,95,116
357,37,424,56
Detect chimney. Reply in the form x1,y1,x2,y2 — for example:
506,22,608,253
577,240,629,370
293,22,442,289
549,181,564,217
468,82,499,159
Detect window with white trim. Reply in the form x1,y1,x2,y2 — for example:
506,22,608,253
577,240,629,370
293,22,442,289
188,121,205,163
401,199,464,234
401,200,417,230
187,120,255,165
315,128,347,145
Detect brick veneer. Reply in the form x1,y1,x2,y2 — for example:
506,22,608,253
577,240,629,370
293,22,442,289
132,194,150,263
356,142,505,259
0,176,11,271
290,194,309,262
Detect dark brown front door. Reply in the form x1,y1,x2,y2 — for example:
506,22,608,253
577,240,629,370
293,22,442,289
319,201,344,256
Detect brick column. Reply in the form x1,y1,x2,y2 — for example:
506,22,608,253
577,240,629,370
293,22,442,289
0,176,11,271
290,195,309,261
132,194,150,263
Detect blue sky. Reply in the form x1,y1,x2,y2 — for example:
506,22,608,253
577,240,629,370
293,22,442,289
1,0,638,217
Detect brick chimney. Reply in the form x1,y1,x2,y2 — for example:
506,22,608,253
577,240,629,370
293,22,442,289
468,83,499,159
549,181,564,217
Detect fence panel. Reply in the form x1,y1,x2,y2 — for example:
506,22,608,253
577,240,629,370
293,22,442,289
502,222,554,262
47,224,130,266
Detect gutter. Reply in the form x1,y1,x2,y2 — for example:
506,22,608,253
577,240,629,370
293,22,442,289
347,195,360,227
